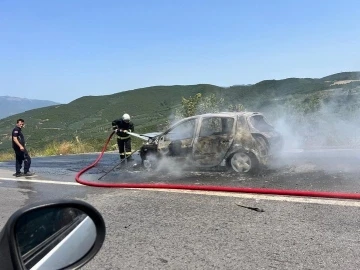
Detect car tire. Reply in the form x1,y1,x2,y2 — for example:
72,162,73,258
228,151,259,173
142,154,158,171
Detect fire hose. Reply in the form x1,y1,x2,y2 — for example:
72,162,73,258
75,132,360,200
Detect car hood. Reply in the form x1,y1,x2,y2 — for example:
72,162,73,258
140,132,162,138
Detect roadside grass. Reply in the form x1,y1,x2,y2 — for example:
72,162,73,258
1,131,359,162
0,140,110,162
0,136,145,162
39,141,97,156
0,151,14,162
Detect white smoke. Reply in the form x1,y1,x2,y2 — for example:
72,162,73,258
152,156,189,177
270,93,360,151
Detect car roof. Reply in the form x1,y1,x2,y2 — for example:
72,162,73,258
169,112,265,128
166,112,266,131
192,112,264,118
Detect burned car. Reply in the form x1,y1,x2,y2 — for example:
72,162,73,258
138,112,283,173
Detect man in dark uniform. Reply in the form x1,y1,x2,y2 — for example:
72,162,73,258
112,113,134,160
12,119,34,177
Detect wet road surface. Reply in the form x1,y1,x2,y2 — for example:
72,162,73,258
1,149,360,269
1,149,360,193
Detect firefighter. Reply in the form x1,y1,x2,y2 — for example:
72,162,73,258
112,113,134,160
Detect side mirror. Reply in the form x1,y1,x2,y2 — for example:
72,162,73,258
0,199,106,270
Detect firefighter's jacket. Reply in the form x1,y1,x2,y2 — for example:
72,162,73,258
112,119,134,139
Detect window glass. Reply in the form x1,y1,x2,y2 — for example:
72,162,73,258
199,117,234,137
15,207,85,255
249,115,274,132
165,119,196,141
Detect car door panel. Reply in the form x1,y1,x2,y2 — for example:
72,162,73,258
193,117,235,167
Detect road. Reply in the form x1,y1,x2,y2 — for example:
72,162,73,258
0,149,360,269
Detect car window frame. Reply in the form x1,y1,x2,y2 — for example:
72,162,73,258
248,114,275,132
198,116,235,138
162,118,198,142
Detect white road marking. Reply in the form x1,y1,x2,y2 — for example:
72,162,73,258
132,188,360,207
1,177,360,207
0,177,81,186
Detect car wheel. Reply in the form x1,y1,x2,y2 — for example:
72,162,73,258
142,154,158,171
229,152,258,173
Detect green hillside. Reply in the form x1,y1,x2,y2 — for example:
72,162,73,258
0,84,222,151
1,72,360,153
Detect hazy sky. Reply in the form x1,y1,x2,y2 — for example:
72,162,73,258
1,0,359,104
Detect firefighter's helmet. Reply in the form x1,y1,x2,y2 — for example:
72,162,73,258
122,113,130,121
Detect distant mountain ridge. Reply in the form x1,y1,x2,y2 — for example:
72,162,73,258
0,96,60,119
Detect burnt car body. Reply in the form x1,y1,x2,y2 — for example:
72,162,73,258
138,112,283,173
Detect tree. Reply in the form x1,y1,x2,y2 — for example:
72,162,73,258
175,93,246,120
175,93,202,118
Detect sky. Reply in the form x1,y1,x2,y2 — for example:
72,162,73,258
1,0,360,104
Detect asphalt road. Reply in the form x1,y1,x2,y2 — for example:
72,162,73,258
2,149,360,192
1,149,360,269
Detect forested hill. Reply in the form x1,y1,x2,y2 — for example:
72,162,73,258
0,71,359,151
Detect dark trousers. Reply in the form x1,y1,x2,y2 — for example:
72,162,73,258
14,148,31,174
117,138,132,159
